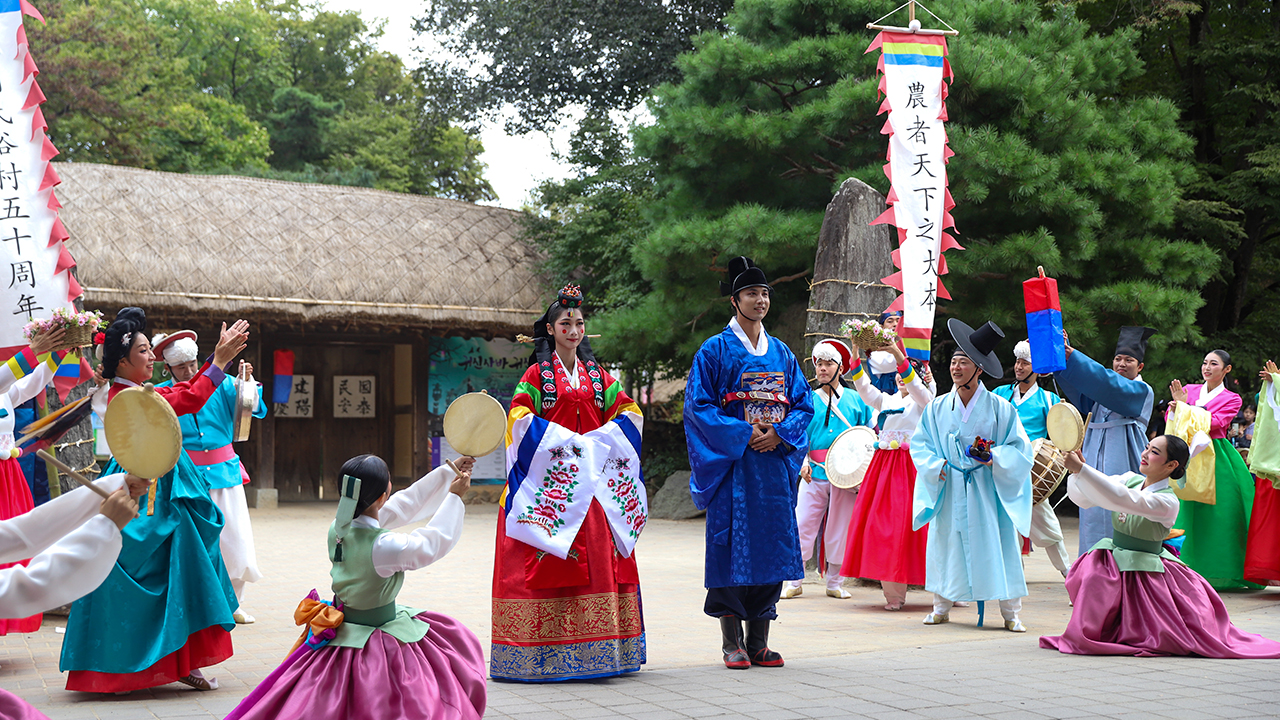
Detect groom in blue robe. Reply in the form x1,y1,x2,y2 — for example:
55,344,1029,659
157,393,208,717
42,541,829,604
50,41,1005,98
685,257,812,670
912,320,1034,632
1053,326,1156,556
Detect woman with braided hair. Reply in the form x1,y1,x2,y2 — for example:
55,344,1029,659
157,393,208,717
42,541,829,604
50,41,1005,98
489,285,647,682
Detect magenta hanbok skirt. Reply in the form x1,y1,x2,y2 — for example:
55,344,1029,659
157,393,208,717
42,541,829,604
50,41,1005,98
0,690,49,719
225,611,486,720
1040,550,1280,658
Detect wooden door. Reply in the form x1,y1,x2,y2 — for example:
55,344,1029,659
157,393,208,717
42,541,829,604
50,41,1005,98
273,342,394,500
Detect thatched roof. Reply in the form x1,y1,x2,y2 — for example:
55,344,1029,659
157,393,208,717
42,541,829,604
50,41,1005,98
57,163,544,333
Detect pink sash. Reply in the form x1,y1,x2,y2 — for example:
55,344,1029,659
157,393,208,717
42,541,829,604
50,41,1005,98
186,444,251,484
809,449,829,464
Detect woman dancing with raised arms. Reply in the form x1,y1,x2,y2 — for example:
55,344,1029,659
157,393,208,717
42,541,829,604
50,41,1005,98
840,341,935,611
59,307,249,693
1041,435,1280,657
225,454,486,720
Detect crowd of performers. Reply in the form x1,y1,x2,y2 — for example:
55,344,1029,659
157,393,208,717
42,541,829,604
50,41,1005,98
3,254,1280,718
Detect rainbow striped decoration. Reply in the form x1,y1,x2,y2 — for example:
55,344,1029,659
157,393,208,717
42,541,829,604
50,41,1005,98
866,31,960,362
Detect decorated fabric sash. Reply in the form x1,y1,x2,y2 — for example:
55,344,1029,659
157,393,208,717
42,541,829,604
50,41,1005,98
288,589,344,657
1168,402,1215,505
505,411,646,559
722,390,789,406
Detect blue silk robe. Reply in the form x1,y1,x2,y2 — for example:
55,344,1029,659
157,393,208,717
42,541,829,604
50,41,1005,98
685,321,813,588
1054,349,1154,555
807,387,874,482
912,385,1034,602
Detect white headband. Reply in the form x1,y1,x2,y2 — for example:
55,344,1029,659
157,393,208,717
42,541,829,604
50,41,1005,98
1014,340,1031,362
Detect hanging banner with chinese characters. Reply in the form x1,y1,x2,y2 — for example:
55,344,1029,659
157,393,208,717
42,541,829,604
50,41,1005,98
867,31,960,362
0,1,79,357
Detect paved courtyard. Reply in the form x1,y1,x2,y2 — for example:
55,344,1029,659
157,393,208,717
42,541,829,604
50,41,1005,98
4,502,1280,719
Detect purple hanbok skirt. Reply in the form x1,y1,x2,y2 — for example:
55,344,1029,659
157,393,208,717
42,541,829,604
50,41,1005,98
1040,550,1280,658
0,689,49,719
225,611,486,720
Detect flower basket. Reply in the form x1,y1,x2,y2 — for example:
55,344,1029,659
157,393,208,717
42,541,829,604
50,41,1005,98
838,318,899,351
23,308,104,352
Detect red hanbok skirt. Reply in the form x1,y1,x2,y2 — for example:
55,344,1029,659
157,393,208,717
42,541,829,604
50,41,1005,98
65,625,233,693
1244,476,1280,585
490,499,645,682
840,447,927,586
0,458,40,635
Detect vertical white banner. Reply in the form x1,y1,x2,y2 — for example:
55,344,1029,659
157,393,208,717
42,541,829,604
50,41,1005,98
867,32,958,362
0,1,77,353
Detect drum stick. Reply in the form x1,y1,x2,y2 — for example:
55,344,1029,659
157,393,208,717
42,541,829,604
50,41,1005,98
35,449,111,500
445,459,463,476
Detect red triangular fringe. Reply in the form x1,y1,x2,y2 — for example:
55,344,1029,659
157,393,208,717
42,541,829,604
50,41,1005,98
38,162,59,191
20,0,45,23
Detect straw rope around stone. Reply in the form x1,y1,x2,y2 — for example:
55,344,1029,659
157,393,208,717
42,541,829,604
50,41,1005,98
57,163,547,333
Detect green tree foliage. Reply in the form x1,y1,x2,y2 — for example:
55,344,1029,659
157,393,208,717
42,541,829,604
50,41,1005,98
29,0,193,166
30,0,494,201
265,86,343,170
1069,0,1280,393
417,0,735,132
561,0,1216,392
152,94,272,173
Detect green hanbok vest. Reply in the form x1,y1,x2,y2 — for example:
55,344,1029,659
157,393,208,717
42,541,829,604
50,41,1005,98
1088,475,1184,573
326,522,430,648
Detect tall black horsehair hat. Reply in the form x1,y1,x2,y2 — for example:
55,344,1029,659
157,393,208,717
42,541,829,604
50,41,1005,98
720,256,771,297
948,318,1006,379
1114,326,1157,363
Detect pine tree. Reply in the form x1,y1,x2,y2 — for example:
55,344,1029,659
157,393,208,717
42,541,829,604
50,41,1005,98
588,0,1216,390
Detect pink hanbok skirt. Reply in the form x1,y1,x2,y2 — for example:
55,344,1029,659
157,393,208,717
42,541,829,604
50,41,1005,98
1040,549,1280,658
225,611,486,720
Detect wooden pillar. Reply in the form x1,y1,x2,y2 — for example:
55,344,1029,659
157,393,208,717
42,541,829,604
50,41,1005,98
413,337,433,479
255,335,276,491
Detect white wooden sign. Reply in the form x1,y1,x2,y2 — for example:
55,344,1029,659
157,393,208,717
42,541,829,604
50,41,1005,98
334,375,375,418
274,374,314,418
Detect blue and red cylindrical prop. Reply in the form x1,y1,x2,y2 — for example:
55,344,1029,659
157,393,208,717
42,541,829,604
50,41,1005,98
272,349,295,405
1023,267,1066,374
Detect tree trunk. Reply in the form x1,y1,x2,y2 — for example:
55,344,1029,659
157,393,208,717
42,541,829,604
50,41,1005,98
804,177,897,356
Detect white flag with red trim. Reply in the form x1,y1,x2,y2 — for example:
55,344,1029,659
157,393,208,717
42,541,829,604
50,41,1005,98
867,31,960,363
0,0,79,357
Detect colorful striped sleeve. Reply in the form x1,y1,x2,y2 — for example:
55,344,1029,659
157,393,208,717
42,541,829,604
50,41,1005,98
506,365,542,446
601,369,642,422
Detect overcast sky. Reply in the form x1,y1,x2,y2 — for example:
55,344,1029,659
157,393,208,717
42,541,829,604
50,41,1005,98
321,0,576,209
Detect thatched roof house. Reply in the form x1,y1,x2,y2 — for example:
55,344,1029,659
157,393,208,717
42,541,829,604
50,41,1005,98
59,163,543,335
56,163,546,501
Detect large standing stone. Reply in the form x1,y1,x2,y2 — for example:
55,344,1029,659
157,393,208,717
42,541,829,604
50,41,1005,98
649,471,704,520
805,178,898,356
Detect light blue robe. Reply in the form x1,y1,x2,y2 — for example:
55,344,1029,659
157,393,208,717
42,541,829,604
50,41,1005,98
160,375,267,490
912,385,1034,602
1053,350,1154,556
806,387,874,482
991,383,1059,442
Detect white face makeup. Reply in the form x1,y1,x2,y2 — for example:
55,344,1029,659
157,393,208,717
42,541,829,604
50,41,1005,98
548,310,585,356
